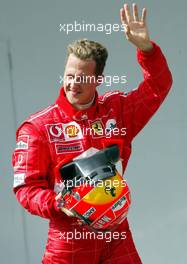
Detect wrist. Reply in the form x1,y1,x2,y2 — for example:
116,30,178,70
138,41,153,52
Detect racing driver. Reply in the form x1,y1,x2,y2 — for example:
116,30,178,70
12,3,173,264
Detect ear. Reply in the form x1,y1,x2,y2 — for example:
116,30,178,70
96,74,104,86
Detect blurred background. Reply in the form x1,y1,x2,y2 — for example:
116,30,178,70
0,0,186,263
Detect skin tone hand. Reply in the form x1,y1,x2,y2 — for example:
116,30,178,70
55,192,75,217
120,3,153,52
55,193,85,225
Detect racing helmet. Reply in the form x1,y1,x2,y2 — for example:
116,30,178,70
59,144,131,231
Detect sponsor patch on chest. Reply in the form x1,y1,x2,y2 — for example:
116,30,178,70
45,122,83,142
55,142,83,154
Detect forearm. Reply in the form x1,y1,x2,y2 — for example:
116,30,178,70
14,185,62,219
137,41,173,90
136,41,173,107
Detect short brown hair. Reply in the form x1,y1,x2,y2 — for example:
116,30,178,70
67,39,108,76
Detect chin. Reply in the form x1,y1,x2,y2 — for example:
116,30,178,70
68,96,81,105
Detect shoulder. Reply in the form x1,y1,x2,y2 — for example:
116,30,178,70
16,103,59,137
27,104,58,122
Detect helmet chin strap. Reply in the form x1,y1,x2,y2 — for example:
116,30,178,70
74,94,95,110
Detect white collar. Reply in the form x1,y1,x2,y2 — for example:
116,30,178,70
74,95,95,110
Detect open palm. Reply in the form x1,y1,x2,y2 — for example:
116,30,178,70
120,3,153,51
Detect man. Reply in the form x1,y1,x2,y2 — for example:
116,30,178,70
12,3,172,264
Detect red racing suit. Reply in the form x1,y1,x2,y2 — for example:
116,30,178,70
12,42,172,264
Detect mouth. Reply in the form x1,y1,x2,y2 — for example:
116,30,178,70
69,90,81,96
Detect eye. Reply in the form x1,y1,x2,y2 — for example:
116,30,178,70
65,75,74,82
66,74,74,77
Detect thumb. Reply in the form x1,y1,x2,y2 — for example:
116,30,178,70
55,192,62,200
124,24,131,39
61,207,75,217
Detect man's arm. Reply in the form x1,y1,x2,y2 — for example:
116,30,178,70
121,42,172,139
12,123,63,219
118,3,173,139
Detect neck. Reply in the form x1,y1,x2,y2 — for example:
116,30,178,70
74,95,95,110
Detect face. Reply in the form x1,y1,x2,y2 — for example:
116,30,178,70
63,54,100,107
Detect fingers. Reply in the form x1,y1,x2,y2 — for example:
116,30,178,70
124,3,131,23
141,8,147,24
61,207,75,217
55,192,65,209
120,7,127,25
55,192,62,200
120,3,147,24
120,8,130,36
133,3,139,21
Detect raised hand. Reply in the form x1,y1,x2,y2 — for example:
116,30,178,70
120,3,153,51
